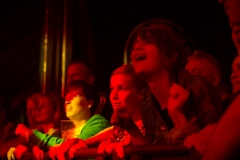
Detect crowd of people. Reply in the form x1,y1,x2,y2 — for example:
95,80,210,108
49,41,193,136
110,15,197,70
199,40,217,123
0,0,240,159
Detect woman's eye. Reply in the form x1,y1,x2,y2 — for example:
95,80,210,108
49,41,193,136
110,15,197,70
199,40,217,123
65,101,71,105
193,70,202,75
233,29,240,35
119,87,125,90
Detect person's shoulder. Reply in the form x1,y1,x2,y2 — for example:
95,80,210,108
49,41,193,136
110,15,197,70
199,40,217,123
87,114,110,125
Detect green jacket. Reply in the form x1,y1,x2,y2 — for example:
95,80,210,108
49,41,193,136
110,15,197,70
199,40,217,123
30,114,110,151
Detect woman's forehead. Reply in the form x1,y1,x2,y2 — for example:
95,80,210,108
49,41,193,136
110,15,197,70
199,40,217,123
233,56,240,66
38,97,49,104
27,99,37,109
65,87,84,97
110,74,134,86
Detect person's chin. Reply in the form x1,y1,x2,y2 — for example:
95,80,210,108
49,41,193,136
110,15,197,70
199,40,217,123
134,66,148,76
233,87,240,95
66,113,73,119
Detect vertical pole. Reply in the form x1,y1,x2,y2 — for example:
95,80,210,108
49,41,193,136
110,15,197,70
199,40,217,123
42,0,49,93
61,0,67,97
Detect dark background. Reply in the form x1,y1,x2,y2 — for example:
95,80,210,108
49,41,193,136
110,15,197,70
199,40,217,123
72,0,236,91
0,0,236,109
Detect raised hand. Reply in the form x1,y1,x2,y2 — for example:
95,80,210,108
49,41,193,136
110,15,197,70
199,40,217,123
168,83,189,112
168,83,189,128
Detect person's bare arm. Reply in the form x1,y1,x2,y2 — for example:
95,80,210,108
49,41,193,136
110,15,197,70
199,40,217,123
202,94,240,160
84,126,113,147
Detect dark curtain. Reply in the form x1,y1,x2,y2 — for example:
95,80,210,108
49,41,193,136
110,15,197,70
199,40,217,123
0,1,44,122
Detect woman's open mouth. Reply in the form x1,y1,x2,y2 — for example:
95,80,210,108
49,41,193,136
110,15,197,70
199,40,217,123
134,54,147,62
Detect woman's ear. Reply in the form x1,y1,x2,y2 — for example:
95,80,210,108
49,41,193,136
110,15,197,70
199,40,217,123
87,100,94,108
212,75,221,87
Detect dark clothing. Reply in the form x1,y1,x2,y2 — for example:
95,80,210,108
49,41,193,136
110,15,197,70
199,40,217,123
140,70,222,144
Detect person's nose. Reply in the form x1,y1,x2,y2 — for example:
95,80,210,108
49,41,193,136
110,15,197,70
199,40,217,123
231,69,238,80
110,89,119,100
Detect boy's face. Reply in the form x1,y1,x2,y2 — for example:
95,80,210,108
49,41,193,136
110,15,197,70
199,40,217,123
67,63,89,86
185,59,219,86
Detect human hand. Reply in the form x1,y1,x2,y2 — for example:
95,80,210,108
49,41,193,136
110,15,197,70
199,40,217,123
55,138,79,160
48,145,60,160
166,117,200,144
15,124,31,136
14,145,28,160
68,139,87,158
32,146,44,160
168,83,189,113
184,124,216,155
183,133,197,149
7,147,15,160
111,108,137,132
98,141,125,159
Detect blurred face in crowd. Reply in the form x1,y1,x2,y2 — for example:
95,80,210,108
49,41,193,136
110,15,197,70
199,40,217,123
65,88,92,120
185,59,220,86
231,55,240,94
110,73,139,115
26,99,38,127
67,63,94,87
131,38,167,77
35,97,55,124
232,25,240,52
219,0,240,25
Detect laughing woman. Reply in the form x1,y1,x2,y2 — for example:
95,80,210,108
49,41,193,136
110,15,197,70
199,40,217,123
15,80,110,153
126,19,222,145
